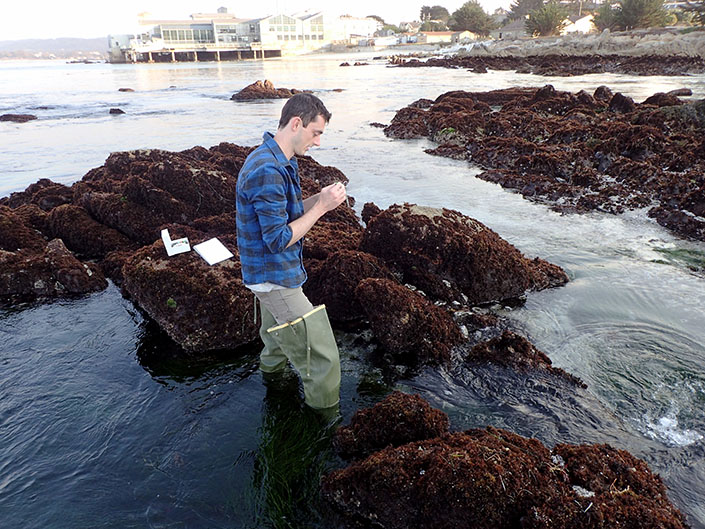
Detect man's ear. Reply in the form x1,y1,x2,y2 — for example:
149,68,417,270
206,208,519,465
289,116,302,131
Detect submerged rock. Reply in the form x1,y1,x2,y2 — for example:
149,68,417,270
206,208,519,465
323,395,690,529
231,79,306,100
332,391,450,461
468,330,586,388
360,203,568,306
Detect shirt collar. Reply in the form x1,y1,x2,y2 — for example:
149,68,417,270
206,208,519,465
262,131,298,170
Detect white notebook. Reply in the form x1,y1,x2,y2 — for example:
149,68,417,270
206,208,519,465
193,237,234,265
161,229,191,256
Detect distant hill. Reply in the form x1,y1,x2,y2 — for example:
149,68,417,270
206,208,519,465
0,38,108,59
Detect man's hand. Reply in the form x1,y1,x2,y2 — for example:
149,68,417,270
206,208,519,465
318,182,347,212
285,182,348,249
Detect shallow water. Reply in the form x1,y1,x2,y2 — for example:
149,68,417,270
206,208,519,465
1,54,705,528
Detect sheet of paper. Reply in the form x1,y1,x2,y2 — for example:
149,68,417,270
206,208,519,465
193,237,234,265
161,228,191,256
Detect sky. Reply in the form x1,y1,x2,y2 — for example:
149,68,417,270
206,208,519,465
1,0,512,41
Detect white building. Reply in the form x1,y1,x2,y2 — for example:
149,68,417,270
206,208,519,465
109,9,379,62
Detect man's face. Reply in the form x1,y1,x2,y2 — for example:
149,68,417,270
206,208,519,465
292,114,326,156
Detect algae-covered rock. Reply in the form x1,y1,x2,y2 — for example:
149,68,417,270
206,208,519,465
332,391,450,461
360,203,568,305
121,233,257,352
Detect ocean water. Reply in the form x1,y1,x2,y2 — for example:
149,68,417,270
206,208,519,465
1,54,705,528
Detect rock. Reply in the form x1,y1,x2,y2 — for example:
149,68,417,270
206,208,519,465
304,250,396,321
383,88,705,241
359,203,568,305
642,92,684,107
0,239,107,303
524,443,690,529
118,87,135,92
0,178,73,211
0,114,37,123
109,108,125,114
354,278,464,366
361,202,382,225
340,62,350,66
121,233,258,352
332,391,450,461
323,396,689,529
467,331,586,387
322,426,568,529
231,79,305,100
48,204,135,259
593,85,614,102
608,93,637,113
0,205,47,252
667,88,692,97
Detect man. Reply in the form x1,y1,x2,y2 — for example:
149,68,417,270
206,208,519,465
236,93,346,412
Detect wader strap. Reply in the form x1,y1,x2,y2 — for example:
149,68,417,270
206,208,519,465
303,316,311,377
253,293,258,325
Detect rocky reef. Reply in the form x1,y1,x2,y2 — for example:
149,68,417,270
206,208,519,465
1,143,569,366
231,79,307,100
394,53,705,76
383,86,705,241
322,392,690,529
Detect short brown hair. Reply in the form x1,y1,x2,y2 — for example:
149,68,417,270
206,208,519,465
278,93,331,129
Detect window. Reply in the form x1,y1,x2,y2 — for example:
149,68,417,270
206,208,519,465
318,34,324,40
305,35,310,40
298,35,303,40
250,24,256,33
277,35,282,40
284,35,289,40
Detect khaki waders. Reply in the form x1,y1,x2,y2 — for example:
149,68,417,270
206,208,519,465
263,305,341,410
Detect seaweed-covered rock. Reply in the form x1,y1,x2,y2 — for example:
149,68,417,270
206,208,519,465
322,426,568,529
0,205,47,252
304,250,395,321
333,391,449,461
383,87,705,241
360,203,568,305
231,79,306,100
0,178,73,211
0,239,107,303
467,330,586,387
524,443,690,529
121,233,257,352
323,396,690,529
48,204,135,259
354,278,464,366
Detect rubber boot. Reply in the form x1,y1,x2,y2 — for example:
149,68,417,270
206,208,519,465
259,304,288,373
266,305,341,410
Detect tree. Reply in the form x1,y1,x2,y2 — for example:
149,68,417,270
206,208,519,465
367,15,386,25
508,0,544,20
683,0,705,26
593,1,620,30
615,0,670,29
525,0,568,36
448,0,497,36
420,5,433,21
420,20,449,31
430,5,451,22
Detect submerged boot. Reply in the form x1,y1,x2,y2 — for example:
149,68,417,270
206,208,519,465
266,305,341,410
259,304,288,373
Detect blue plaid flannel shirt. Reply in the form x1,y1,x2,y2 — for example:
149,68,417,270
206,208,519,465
236,132,307,288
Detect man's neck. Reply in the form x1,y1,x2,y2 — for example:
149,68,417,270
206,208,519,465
272,130,294,160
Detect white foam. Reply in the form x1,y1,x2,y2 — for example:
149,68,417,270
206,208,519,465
644,412,703,447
